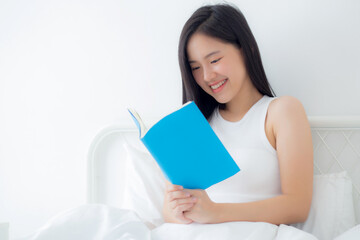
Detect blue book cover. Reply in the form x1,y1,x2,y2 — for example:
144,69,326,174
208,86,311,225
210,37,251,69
128,101,240,189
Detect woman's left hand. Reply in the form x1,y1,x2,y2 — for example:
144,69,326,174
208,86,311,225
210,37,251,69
183,189,218,224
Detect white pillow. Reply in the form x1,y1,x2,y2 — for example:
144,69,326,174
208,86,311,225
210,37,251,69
121,143,166,229
292,171,356,240
334,224,360,240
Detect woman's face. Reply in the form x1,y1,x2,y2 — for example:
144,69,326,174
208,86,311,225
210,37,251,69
187,33,251,104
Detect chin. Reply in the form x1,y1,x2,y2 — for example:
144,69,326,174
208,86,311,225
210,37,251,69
213,96,230,104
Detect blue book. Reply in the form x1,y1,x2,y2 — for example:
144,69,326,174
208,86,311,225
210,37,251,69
128,101,240,189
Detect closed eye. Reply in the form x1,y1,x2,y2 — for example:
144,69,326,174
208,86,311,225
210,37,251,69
211,57,222,64
191,66,200,71
191,57,222,71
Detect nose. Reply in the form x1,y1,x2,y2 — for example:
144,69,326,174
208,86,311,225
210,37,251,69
203,66,216,82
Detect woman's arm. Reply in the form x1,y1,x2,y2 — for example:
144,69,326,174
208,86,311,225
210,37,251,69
184,96,313,225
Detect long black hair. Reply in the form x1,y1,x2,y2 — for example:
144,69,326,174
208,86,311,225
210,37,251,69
179,3,275,119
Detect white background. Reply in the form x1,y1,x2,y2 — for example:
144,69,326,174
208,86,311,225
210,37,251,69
0,0,359,238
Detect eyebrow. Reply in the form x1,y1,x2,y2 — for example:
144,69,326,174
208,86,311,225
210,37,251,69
188,50,220,64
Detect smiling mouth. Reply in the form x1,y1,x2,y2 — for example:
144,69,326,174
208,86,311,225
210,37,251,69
210,79,228,90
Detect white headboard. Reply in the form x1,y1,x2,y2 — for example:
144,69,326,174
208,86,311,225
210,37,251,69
87,116,360,222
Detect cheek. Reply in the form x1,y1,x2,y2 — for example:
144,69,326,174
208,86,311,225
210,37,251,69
214,61,230,76
224,60,246,79
193,71,204,85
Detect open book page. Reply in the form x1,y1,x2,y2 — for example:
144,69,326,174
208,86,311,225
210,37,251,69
127,108,148,138
128,101,193,139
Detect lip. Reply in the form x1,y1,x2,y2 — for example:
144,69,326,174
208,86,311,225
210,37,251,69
210,78,228,94
209,79,227,87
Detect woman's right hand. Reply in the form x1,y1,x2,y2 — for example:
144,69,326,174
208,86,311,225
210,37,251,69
162,181,196,224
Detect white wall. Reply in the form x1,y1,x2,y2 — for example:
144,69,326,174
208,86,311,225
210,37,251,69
0,0,359,238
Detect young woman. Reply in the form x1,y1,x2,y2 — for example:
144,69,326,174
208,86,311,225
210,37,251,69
162,4,313,225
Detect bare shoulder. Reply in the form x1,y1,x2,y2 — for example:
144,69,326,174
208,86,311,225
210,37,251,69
269,95,305,115
268,96,310,133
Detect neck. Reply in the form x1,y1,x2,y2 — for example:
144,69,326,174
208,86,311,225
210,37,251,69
221,81,263,122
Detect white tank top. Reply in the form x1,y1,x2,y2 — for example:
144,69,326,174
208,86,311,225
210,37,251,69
206,95,281,203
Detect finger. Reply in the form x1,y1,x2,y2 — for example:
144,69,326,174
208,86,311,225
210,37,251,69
181,217,193,224
167,190,191,201
184,189,202,197
177,215,193,224
183,211,192,220
175,203,194,213
175,203,194,223
166,184,183,192
170,197,197,209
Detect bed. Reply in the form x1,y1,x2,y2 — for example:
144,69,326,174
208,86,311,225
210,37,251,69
17,116,360,240
86,116,360,240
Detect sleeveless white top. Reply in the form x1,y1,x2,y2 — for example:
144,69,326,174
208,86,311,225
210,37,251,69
206,95,282,203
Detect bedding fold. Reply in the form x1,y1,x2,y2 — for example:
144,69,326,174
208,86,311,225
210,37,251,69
13,204,318,240
13,204,151,240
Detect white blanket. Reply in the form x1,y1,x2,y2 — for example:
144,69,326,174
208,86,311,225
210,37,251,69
15,204,318,240
152,222,318,240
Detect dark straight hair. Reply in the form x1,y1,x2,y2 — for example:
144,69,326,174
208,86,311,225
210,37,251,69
179,4,275,119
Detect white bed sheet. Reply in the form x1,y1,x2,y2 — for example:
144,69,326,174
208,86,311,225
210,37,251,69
15,204,318,240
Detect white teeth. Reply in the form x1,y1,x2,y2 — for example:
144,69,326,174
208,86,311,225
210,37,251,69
210,79,227,90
